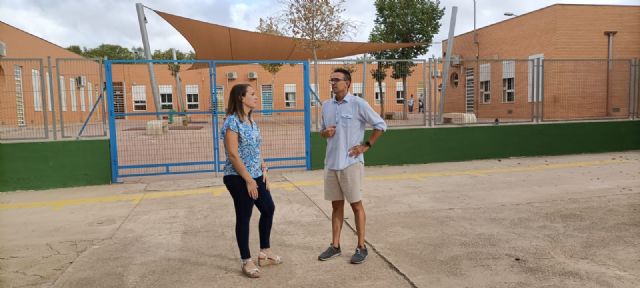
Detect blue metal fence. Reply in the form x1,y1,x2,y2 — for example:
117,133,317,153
106,59,311,183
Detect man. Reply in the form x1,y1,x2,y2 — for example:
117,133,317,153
317,68,387,264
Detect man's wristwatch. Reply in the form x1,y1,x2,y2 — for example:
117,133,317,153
364,141,372,148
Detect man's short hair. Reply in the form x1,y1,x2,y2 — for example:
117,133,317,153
333,68,351,82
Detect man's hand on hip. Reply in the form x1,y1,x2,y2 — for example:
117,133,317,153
348,144,369,157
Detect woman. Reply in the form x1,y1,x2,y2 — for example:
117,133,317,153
222,84,282,278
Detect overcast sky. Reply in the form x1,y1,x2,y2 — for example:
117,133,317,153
1,0,637,59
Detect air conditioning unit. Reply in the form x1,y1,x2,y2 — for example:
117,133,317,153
0,41,6,57
227,72,237,80
248,72,258,80
451,55,462,66
76,76,87,87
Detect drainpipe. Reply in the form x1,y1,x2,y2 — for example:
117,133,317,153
473,0,479,115
605,31,617,116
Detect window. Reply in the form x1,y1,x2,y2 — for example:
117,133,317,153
480,63,491,104
352,82,363,98
450,72,459,88
70,78,77,111
261,84,273,116
374,83,386,105
59,76,67,111
14,65,26,126
284,84,296,108
481,81,491,104
185,85,199,110
80,79,86,112
502,60,515,103
31,69,43,111
132,85,147,111
395,82,404,104
87,82,93,110
503,79,514,103
213,86,224,114
159,85,173,110
310,83,318,106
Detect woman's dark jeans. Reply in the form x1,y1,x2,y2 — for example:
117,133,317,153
223,175,275,260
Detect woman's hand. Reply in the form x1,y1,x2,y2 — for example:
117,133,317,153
262,164,271,192
246,178,259,199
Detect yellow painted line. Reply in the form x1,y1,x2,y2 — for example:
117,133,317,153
367,159,626,181
0,159,627,211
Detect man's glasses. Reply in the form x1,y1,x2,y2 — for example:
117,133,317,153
329,78,347,84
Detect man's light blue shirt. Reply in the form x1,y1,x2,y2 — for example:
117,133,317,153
321,94,387,171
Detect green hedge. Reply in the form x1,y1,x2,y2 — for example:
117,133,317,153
311,121,640,169
0,140,111,192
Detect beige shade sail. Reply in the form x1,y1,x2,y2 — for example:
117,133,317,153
154,9,425,61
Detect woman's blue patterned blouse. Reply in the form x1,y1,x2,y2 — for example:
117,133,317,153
221,114,263,178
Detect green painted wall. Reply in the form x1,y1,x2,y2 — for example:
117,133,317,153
311,121,640,169
0,140,111,192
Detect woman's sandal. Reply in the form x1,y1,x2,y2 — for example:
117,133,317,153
258,251,283,267
241,259,260,278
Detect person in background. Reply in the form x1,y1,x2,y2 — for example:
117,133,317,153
408,94,415,113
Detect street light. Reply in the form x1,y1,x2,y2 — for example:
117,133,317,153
504,12,518,17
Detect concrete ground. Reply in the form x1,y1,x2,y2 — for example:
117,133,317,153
1,151,639,288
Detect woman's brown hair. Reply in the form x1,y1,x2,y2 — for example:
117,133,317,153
226,84,253,122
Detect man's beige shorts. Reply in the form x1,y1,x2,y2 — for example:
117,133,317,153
324,162,364,203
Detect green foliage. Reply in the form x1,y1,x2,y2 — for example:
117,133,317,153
66,45,84,56
152,48,195,60
65,44,195,60
84,44,135,59
284,0,355,51
256,17,284,78
369,0,444,78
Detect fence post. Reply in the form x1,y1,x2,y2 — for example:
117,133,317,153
47,57,57,140
55,59,67,138
105,60,119,183
99,58,107,136
633,58,639,120
540,58,545,122
38,59,49,139
210,61,218,174
304,61,312,170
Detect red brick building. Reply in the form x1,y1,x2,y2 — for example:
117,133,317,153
442,4,640,121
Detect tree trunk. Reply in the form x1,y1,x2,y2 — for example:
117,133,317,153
378,80,385,118
402,76,408,120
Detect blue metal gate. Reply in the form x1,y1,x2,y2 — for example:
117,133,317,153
106,60,311,183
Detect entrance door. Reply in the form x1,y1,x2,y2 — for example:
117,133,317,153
112,82,125,119
261,84,273,116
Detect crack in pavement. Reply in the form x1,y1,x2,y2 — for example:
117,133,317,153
282,174,419,288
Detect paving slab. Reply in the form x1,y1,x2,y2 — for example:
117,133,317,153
1,151,639,288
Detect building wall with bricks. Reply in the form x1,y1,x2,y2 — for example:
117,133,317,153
441,4,640,121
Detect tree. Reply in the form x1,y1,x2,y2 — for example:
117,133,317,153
83,44,135,60
152,48,195,60
66,45,85,56
369,0,444,119
368,53,390,117
281,0,355,128
257,17,285,89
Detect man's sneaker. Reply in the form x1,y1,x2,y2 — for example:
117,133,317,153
318,245,341,261
350,247,368,264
